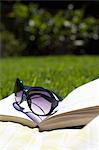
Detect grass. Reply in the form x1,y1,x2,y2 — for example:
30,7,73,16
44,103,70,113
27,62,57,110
0,55,99,100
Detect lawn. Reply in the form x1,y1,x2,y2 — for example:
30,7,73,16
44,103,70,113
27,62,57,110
0,55,99,100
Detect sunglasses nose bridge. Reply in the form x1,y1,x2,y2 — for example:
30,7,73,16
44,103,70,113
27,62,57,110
21,90,28,103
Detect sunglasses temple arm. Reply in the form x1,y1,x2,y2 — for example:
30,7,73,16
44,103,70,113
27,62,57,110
52,91,62,101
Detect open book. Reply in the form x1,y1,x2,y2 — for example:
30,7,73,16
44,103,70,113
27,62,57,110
0,79,99,131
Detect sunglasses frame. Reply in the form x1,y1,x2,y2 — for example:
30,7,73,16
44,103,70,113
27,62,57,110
14,78,61,116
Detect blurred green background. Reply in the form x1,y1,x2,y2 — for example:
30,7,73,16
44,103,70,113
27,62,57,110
0,1,99,56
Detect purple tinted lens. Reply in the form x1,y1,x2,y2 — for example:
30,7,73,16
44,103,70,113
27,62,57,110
15,91,23,104
30,94,52,115
29,90,51,98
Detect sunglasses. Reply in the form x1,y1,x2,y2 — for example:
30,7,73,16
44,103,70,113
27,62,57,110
14,78,61,116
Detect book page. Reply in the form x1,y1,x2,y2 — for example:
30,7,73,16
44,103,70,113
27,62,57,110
52,78,99,117
0,121,80,149
0,94,44,126
70,115,99,150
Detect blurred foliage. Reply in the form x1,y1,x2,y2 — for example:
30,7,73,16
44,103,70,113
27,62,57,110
1,3,99,56
0,25,26,57
11,3,28,18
